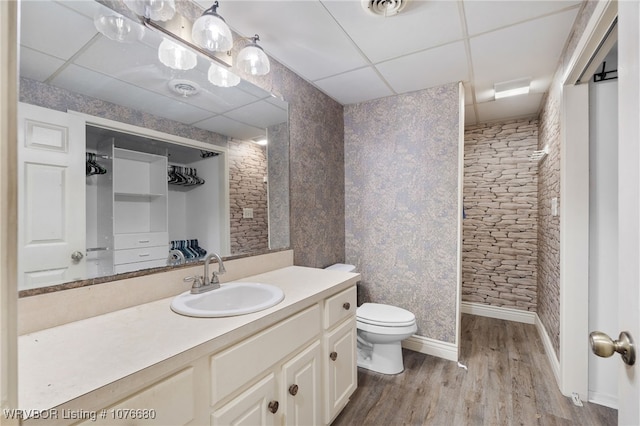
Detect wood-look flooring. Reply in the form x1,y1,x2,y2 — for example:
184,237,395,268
332,314,617,426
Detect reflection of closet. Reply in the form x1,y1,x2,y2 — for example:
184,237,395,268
112,148,168,274
86,126,225,278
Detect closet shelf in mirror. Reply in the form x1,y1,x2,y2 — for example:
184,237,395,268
114,192,165,200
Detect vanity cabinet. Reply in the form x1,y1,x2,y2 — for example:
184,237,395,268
47,281,357,426
112,148,168,273
323,287,358,424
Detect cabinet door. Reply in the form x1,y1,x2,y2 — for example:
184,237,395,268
282,341,321,426
324,317,357,424
17,103,86,290
212,373,280,426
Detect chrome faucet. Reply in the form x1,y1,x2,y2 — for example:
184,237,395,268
183,252,226,294
204,252,226,287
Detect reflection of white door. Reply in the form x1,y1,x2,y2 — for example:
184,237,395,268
615,2,640,423
17,103,86,290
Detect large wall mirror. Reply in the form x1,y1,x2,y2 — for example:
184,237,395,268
17,0,289,292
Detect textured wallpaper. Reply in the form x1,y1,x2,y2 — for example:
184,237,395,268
267,122,290,251
344,83,462,342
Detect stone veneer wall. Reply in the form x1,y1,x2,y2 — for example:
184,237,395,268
537,1,598,357
228,140,268,254
463,119,539,311
345,83,462,342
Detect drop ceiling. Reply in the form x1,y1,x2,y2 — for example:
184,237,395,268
205,0,582,125
20,0,582,130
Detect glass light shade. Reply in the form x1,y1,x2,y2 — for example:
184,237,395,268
94,13,144,43
158,38,197,70
192,13,233,52
236,44,270,76
208,63,240,88
124,0,175,21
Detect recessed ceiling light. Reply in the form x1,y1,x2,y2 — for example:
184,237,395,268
494,78,531,100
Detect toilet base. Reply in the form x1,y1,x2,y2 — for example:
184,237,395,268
357,340,405,375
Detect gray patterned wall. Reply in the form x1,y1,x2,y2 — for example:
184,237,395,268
344,83,462,342
267,122,290,251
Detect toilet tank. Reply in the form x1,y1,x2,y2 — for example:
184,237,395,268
324,263,356,272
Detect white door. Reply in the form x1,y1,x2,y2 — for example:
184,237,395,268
615,2,640,423
17,103,86,290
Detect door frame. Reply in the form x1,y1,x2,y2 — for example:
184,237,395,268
0,0,18,419
559,0,617,400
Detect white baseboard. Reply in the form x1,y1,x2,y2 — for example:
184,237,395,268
402,335,458,361
461,302,536,324
535,314,561,388
588,391,618,410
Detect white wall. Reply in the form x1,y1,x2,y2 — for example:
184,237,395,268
588,78,619,408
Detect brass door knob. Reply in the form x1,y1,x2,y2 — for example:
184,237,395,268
330,351,338,361
268,401,279,414
343,302,351,310
590,331,636,366
288,384,299,396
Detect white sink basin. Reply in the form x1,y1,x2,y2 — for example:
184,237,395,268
170,282,285,318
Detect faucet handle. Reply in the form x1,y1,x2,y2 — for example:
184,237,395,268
184,275,204,291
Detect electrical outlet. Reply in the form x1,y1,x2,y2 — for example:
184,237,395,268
243,208,254,219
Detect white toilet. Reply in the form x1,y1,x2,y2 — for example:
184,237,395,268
324,263,418,375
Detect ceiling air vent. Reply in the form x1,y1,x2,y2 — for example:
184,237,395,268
362,0,408,17
168,79,200,98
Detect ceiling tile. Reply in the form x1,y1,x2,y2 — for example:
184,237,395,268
464,0,581,36
475,93,544,123
204,0,369,81
74,36,161,79
314,67,394,105
51,65,214,125
225,100,289,129
322,0,463,63
376,41,468,94
19,47,65,82
20,0,98,60
470,9,578,95
195,115,265,140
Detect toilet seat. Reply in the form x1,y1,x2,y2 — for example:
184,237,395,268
356,303,416,327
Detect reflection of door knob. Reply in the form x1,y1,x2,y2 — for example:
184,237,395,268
71,251,84,262
590,331,636,366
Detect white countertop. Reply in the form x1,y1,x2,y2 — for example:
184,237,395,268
19,266,360,411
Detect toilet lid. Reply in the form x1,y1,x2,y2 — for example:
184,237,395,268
356,303,416,327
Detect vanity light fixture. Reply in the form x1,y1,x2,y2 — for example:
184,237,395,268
158,38,198,70
119,1,271,87
236,35,271,76
494,77,531,100
208,63,241,87
192,1,233,52
94,12,145,43
124,0,176,21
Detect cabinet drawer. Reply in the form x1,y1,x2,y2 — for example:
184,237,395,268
114,259,167,274
211,304,321,406
324,286,356,330
114,232,168,250
114,245,168,265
